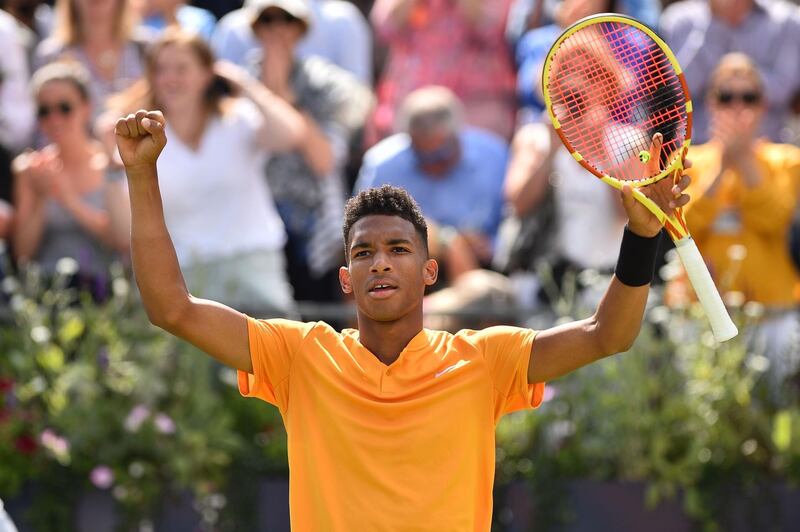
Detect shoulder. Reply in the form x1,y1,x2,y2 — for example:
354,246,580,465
363,133,413,167
35,37,67,63
249,318,333,346
453,326,537,350
216,7,251,29
462,128,510,159
660,0,707,26
760,141,800,168
300,55,360,91
318,0,369,25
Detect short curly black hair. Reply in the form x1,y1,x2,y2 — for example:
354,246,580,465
343,185,428,261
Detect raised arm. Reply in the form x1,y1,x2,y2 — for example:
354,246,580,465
528,150,692,383
115,110,252,373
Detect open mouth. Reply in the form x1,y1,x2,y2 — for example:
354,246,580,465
368,283,398,298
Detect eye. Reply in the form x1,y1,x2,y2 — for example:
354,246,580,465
392,247,410,253
353,250,369,258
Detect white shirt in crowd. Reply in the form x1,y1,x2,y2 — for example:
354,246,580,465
0,9,35,153
157,98,286,268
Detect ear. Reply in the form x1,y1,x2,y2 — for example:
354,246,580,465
339,266,353,294
423,258,439,287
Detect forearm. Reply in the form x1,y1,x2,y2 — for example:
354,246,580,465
12,201,47,262
125,164,190,326
241,81,304,152
298,114,335,178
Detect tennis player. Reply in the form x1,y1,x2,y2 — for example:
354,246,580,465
115,109,691,531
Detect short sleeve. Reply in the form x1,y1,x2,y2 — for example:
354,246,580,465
237,317,315,412
466,326,545,418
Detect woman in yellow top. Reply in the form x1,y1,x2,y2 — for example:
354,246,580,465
683,53,800,308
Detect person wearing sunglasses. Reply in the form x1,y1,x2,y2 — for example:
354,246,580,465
11,61,128,297
676,53,800,381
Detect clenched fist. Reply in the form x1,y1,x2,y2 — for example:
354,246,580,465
115,110,167,168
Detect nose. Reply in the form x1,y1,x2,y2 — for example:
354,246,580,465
370,250,392,273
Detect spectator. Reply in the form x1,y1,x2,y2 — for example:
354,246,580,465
211,0,373,85
137,0,217,41
679,53,800,378
2,0,54,61
370,0,516,141
247,0,373,302
0,8,35,208
11,62,127,295
34,0,150,120
514,0,623,125
356,86,508,281
497,120,626,309
506,0,661,46
107,29,305,314
660,0,800,143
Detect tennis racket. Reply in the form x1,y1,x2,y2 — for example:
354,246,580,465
542,13,738,342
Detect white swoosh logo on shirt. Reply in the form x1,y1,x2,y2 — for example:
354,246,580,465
434,359,471,378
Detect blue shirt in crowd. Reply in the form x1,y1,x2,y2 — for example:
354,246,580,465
142,5,217,41
356,128,509,239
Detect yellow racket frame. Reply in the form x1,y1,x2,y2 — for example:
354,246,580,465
542,13,694,241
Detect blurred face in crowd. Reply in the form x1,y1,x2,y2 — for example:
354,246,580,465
341,215,436,323
708,71,765,139
252,7,306,51
410,125,462,177
73,0,119,25
139,0,180,15
710,0,754,26
36,80,91,145
555,0,615,28
152,43,214,114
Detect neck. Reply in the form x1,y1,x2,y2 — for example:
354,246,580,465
356,311,424,366
167,104,210,146
82,21,116,47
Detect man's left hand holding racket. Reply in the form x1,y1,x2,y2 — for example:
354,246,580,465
620,133,692,239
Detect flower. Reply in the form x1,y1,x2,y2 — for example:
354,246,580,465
15,434,37,454
154,413,176,435
124,405,151,433
40,428,71,463
90,465,115,489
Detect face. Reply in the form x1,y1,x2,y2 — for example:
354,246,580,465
411,126,461,177
74,0,118,24
339,215,438,323
708,74,764,122
36,80,91,144
152,44,213,113
710,0,754,26
253,8,305,50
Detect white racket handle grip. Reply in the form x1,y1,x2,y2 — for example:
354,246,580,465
674,238,738,342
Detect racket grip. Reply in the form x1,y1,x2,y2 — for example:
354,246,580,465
674,238,738,342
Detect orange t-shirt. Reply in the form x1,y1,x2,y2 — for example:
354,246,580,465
237,318,545,531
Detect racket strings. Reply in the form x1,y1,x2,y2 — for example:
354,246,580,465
548,21,688,182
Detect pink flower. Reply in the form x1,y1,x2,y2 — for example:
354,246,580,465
90,465,114,489
543,386,558,403
124,405,150,432
154,413,175,435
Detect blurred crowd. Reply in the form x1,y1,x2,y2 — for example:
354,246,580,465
1,0,799,359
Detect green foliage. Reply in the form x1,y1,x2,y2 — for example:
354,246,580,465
0,262,251,529
495,270,800,530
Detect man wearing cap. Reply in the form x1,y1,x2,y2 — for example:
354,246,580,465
211,0,373,84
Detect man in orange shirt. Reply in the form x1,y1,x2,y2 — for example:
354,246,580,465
114,110,691,531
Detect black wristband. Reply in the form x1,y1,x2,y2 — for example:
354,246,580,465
614,226,661,287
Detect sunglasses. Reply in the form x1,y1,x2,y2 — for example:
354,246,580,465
255,10,299,26
715,90,762,106
37,101,74,120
